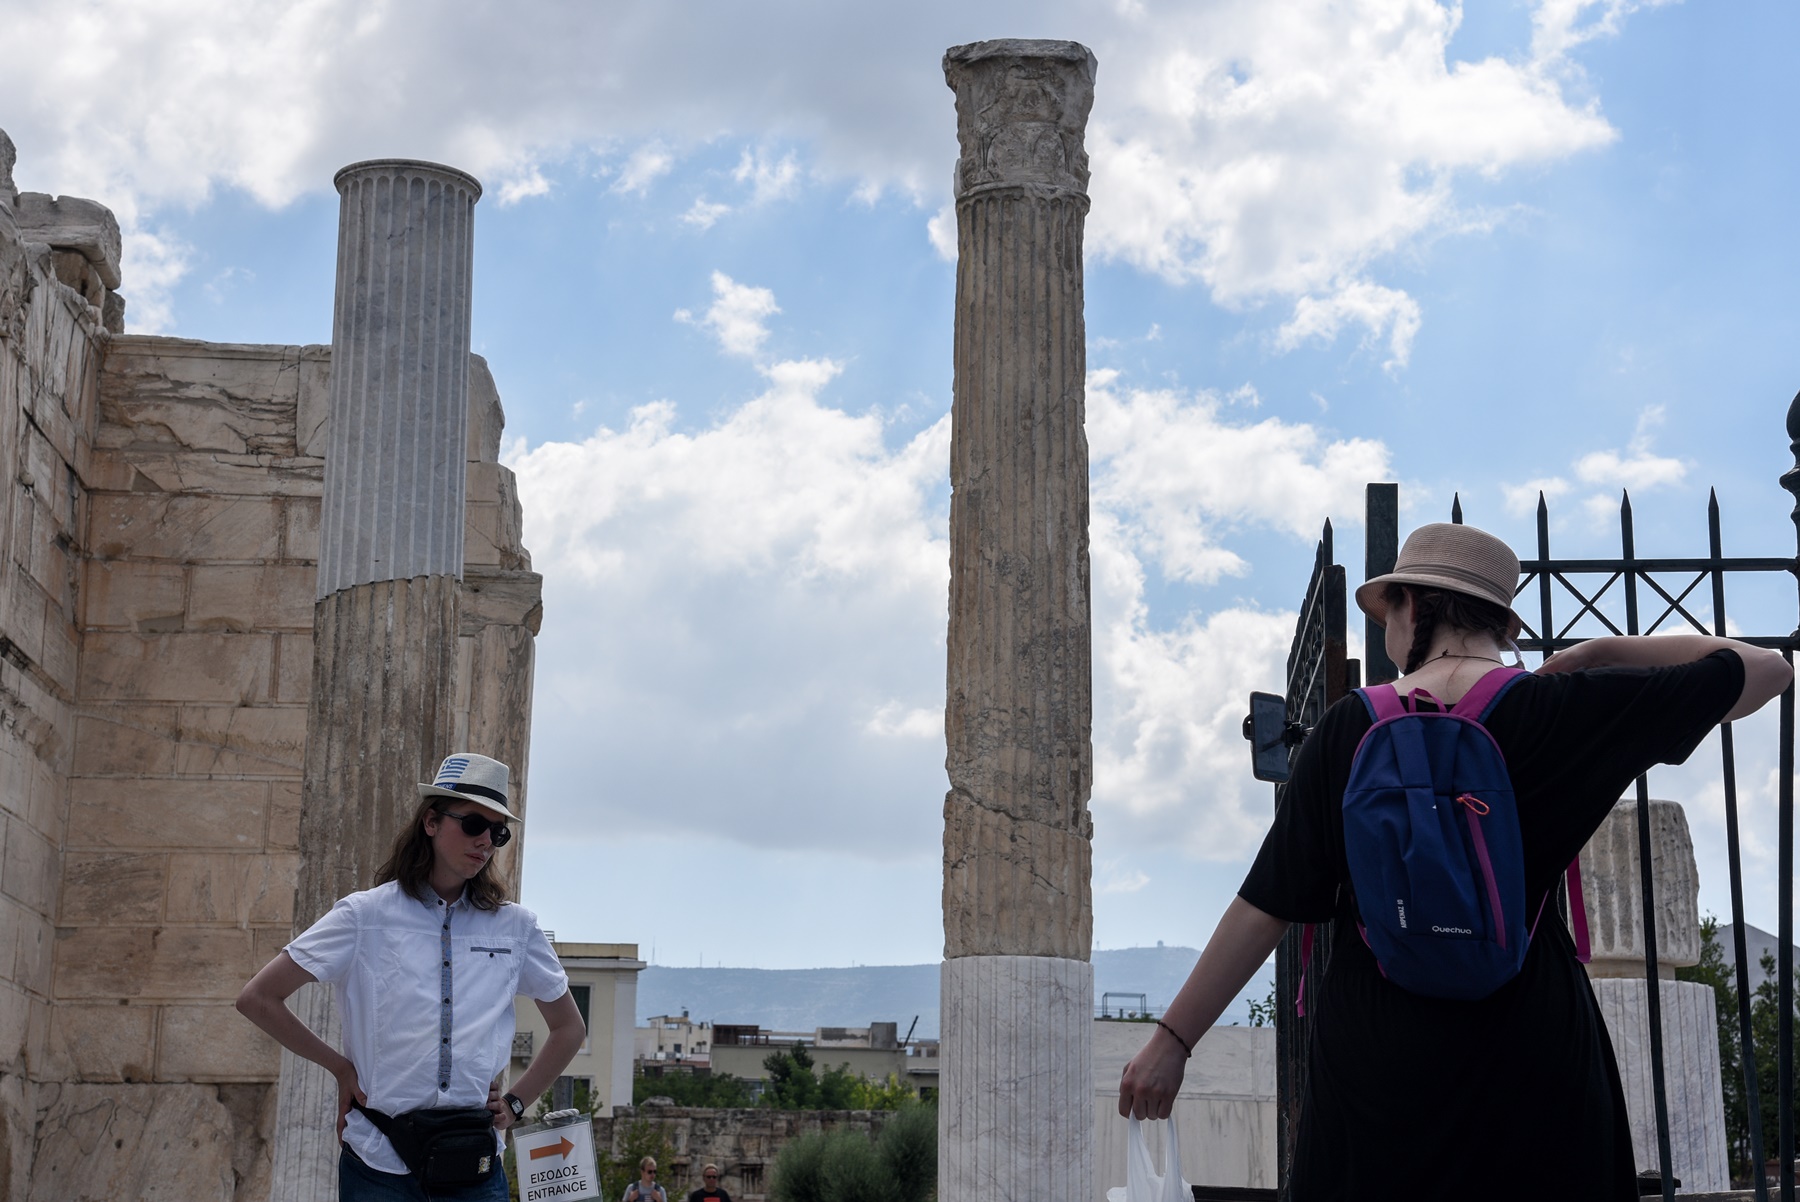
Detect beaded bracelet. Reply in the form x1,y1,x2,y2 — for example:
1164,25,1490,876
1155,1018,1192,1058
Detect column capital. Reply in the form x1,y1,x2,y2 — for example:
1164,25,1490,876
334,158,483,201
943,39,1095,206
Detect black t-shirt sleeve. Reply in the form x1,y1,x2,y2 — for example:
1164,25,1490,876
1239,694,1366,923
1499,648,1745,889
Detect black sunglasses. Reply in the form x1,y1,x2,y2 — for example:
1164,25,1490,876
436,808,512,846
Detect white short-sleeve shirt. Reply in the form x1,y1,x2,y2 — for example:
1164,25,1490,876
286,880,569,1175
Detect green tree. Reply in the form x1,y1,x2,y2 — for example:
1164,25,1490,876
768,1107,937,1202
876,1102,937,1202
848,1072,916,1111
1246,980,1278,1028
633,1070,755,1108
762,1044,822,1109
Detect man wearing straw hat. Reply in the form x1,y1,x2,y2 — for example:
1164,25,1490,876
238,753,586,1200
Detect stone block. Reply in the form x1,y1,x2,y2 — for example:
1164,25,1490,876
49,1002,157,1082
50,248,104,309
14,192,122,289
67,777,265,850
266,780,300,852
1580,799,1702,976
186,564,313,631
0,573,45,676
77,631,275,704
59,851,166,924
165,852,297,926
0,814,56,915
468,353,505,463
296,347,330,458
276,632,311,702
12,909,49,996
281,496,320,561
40,609,78,693
461,568,543,633
82,560,187,630
0,897,23,1000
157,1004,280,1081
463,501,503,568
53,926,257,1000
28,1083,239,1202
104,289,125,334
98,339,300,456
27,756,67,841
173,704,306,776
72,707,180,775
0,980,29,1068
105,451,323,497
88,494,281,562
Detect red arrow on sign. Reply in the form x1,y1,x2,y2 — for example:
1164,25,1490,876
529,1137,575,1161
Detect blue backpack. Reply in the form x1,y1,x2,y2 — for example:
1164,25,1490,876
1297,666,1590,1009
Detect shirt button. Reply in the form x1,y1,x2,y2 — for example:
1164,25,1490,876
440,1082,448,1090
443,960,450,967
442,1037,449,1044
443,998,451,1004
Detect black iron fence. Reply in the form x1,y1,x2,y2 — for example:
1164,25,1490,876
1259,395,1800,1201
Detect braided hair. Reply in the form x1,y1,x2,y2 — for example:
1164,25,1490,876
1383,583,1513,674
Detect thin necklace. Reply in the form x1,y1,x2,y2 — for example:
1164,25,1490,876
1435,651,1504,664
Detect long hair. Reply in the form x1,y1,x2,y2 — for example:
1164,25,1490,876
375,794,509,911
1384,582,1513,675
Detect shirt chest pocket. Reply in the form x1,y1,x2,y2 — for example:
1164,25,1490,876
452,936,522,999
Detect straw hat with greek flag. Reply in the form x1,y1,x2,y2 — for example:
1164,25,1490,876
418,753,517,824
1354,522,1525,641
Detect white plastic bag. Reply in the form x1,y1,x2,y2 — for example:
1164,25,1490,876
1105,1115,1191,1202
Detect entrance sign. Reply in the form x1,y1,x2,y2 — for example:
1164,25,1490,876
513,1115,601,1202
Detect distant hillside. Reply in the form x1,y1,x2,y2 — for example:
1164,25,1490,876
634,944,1265,1039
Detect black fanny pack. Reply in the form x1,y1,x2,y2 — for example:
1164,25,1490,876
355,1103,497,1187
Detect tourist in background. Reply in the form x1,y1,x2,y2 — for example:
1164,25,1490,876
686,1164,731,1202
624,1156,668,1202
1117,523,1793,1201
237,753,586,1201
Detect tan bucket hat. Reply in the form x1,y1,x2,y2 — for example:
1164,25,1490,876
1355,522,1524,639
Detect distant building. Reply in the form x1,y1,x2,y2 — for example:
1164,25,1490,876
636,1011,713,1067
1719,922,1797,991
512,942,647,1115
708,1022,939,1099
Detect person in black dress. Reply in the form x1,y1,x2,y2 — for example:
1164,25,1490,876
1117,522,1793,1201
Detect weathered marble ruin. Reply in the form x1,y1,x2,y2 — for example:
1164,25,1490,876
1578,799,1730,1192
0,130,541,1202
939,40,1097,1202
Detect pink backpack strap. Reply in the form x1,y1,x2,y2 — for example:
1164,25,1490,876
1449,665,1526,720
1295,923,1315,1017
1565,859,1591,963
1362,684,1409,722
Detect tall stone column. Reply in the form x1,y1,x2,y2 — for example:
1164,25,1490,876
940,40,1097,1202
1580,800,1732,1192
271,159,480,1201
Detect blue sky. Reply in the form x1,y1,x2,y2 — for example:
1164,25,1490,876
7,0,1797,991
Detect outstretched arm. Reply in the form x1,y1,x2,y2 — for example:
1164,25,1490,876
1117,897,1289,1120
1538,634,1792,722
236,952,365,1135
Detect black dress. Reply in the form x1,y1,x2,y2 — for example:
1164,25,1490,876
1238,651,1744,1202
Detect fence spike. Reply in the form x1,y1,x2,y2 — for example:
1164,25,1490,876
1451,493,1463,524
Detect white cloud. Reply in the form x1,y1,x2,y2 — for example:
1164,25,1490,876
1502,476,1572,516
496,167,551,205
0,0,1654,358
508,284,1391,861
681,197,731,230
675,271,782,359
1087,369,1392,584
925,203,956,262
1097,862,1153,895
1274,280,1423,369
733,148,801,204
866,703,941,739
613,142,675,195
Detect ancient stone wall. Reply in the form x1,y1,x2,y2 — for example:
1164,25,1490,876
594,1103,899,1202
0,134,542,1200
0,139,110,1202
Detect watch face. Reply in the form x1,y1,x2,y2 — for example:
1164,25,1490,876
506,1095,524,1118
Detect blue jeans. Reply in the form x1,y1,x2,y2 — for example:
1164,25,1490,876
339,1144,509,1202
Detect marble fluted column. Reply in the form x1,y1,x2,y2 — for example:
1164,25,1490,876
940,40,1097,1202
270,159,480,1202
1580,800,1731,1192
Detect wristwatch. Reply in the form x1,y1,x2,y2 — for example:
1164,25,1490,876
502,1092,525,1122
